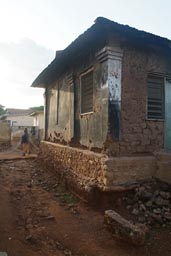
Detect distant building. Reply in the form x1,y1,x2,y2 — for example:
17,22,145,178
30,110,44,129
6,108,34,127
30,110,44,141
4,108,34,145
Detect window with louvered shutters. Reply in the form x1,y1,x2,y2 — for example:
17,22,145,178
147,76,164,119
81,70,93,114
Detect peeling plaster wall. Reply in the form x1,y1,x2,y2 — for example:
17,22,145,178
45,44,171,157
46,77,74,143
46,58,109,149
107,49,122,140
75,61,108,149
73,46,123,150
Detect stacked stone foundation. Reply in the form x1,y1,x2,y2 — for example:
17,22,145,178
39,141,171,193
39,141,108,192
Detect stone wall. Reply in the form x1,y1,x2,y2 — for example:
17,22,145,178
39,141,161,192
106,46,169,156
0,120,11,150
39,141,107,191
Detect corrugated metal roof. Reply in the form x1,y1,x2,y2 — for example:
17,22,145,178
31,17,171,88
6,108,32,116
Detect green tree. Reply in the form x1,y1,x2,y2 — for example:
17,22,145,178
0,104,6,116
29,105,44,111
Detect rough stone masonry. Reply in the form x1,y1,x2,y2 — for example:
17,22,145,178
39,141,171,193
104,210,147,245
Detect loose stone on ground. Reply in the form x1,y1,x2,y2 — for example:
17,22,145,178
104,210,147,245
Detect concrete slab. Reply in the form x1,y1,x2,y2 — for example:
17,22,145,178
155,152,171,184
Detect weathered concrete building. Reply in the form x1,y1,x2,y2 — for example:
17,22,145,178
32,17,171,191
30,110,44,141
5,108,34,127
0,120,11,150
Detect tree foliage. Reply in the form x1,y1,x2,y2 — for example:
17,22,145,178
29,105,44,111
0,104,6,116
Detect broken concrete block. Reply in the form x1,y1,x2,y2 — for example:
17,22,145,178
104,210,146,245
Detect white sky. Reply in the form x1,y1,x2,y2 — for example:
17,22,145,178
0,0,171,109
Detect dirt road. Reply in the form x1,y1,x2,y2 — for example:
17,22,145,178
0,153,171,255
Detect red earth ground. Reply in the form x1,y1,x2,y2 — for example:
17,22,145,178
0,149,171,256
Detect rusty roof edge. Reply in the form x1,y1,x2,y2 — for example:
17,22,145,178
30,110,44,116
31,17,171,88
31,21,101,87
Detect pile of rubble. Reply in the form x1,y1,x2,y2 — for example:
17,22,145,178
122,180,171,226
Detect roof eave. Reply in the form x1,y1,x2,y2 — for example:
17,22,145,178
31,17,171,88
30,110,43,116
31,81,46,88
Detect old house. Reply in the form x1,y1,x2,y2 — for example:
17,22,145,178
30,110,44,129
30,110,44,141
32,17,171,191
5,108,35,145
6,108,34,127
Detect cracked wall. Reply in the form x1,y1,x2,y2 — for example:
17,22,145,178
45,44,171,156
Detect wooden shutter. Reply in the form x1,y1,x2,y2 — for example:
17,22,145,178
147,76,164,119
81,70,93,113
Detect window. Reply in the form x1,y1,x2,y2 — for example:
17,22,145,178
81,70,93,114
147,75,164,119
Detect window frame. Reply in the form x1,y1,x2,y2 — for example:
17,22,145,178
146,74,165,121
80,68,94,115
56,82,60,125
